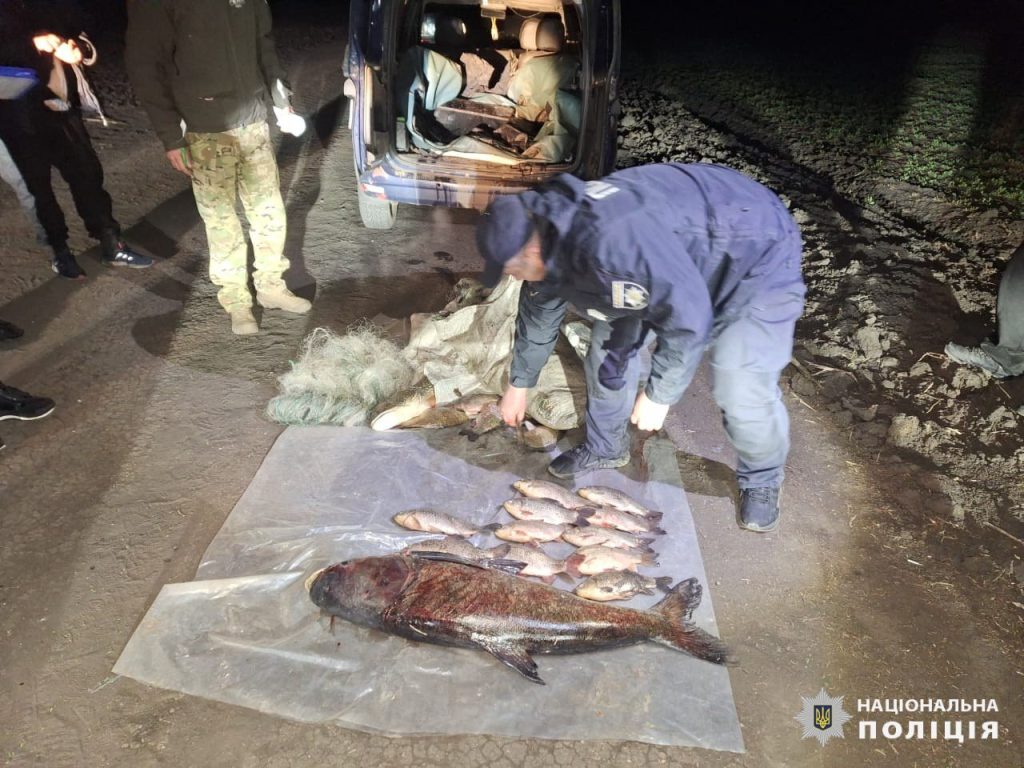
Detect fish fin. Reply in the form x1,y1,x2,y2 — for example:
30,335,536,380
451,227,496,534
652,578,730,665
489,543,512,559
480,522,502,533
639,553,659,567
648,526,667,536
409,551,494,569
475,640,545,685
484,558,529,575
409,550,526,575
555,570,575,584
653,577,702,623
564,553,584,580
654,576,674,593
574,508,595,526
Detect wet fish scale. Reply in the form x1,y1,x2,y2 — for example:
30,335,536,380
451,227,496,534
575,572,673,602
493,520,567,543
392,509,493,537
561,526,655,551
578,486,660,519
503,498,589,526
512,479,590,509
588,506,664,535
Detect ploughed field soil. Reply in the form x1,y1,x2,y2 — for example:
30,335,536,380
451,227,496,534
0,3,1021,766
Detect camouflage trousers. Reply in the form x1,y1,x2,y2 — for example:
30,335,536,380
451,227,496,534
186,122,288,311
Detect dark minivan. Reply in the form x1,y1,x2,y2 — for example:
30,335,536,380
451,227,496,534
344,0,621,228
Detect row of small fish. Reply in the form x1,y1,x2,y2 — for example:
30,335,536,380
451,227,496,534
402,536,662,597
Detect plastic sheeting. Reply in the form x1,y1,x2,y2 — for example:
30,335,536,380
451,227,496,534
114,427,743,751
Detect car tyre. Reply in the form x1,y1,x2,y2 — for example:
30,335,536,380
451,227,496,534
357,191,398,229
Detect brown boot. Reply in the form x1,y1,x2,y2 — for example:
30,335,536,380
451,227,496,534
229,308,259,335
256,288,311,314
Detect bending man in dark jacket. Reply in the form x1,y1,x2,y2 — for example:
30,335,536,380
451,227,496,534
476,163,806,532
126,0,310,335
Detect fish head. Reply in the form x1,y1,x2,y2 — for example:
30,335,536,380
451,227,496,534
308,556,412,623
502,499,526,516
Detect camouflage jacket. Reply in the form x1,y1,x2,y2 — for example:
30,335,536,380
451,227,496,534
126,0,290,149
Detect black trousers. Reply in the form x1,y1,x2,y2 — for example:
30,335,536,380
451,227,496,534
1,109,118,253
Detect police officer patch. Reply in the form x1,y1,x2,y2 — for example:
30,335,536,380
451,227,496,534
611,281,649,310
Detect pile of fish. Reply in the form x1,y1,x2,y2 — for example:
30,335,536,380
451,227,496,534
308,479,728,683
391,480,668,601
369,391,560,450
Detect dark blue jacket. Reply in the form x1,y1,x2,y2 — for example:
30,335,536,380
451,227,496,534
510,163,806,404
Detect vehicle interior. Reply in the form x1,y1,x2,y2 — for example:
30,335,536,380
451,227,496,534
394,0,585,166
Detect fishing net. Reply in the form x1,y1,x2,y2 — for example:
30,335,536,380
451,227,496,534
265,325,418,426
266,277,588,430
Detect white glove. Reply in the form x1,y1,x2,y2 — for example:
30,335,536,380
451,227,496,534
273,106,306,137
630,391,670,431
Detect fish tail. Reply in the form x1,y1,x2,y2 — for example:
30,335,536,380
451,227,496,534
639,552,659,567
479,522,502,533
564,553,584,580
648,526,667,536
646,510,664,523
652,577,730,665
489,543,511,558
574,510,594,526
653,576,673,593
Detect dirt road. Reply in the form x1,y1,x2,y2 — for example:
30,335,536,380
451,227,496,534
0,17,1021,768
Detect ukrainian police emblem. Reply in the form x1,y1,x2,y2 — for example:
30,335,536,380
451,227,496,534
795,689,852,746
611,281,649,310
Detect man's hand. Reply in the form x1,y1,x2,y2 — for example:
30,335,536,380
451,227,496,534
630,391,670,431
166,147,192,177
499,385,529,427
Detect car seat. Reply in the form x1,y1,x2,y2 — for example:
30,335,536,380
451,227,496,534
518,15,565,54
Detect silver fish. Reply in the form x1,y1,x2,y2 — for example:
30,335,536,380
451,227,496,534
503,543,574,584
567,545,658,575
503,498,592,526
577,486,662,520
561,526,655,552
402,536,510,562
392,509,497,537
493,520,567,544
512,479,590,510
574,572,674,602
587,506,665,535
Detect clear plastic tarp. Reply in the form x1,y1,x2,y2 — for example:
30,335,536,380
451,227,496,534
113,426,743,751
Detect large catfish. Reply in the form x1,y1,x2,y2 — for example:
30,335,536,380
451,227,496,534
307,553,728,684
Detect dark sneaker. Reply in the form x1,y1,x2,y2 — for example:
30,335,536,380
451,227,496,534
547,443,630,479
0,319,24,341
51,248,87,280
739,486,781,532
0,383,55,421
0,382,55,421
102,241,154,269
